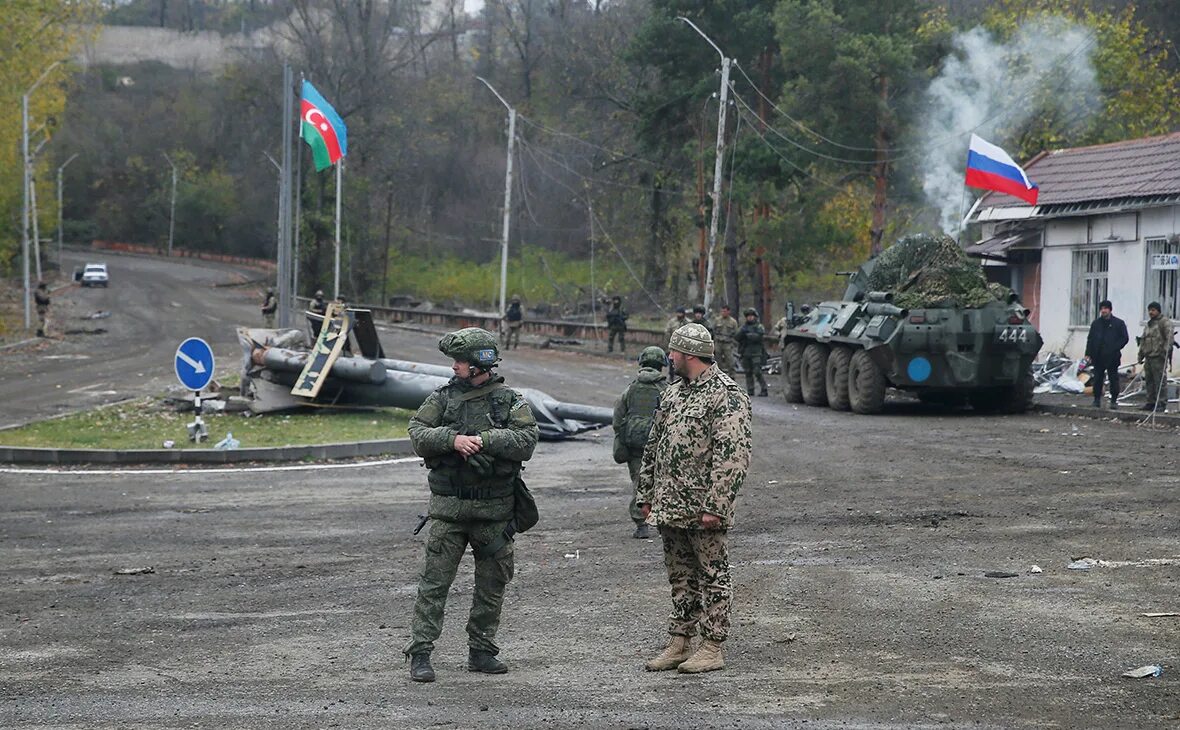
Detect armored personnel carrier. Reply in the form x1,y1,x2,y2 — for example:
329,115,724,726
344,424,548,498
781,233,1043,414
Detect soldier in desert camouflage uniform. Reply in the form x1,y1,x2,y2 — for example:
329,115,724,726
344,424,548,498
404,328,539,683
637,323,752,674
712,305,739,378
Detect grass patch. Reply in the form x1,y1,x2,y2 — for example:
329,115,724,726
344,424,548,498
0,398,412,450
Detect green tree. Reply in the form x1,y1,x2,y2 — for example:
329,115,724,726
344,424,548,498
773,0,951,254
983,0,1180,159
0,0,100,274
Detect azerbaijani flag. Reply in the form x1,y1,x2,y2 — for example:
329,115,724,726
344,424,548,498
965,134,1038,206
300,80,347,172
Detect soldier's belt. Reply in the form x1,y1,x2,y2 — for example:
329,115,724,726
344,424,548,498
429,480,516,500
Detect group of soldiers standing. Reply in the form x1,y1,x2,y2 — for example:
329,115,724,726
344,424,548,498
662,303,770,397
403,315,754,682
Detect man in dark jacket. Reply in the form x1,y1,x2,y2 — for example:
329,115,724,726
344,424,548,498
1084,299,1129,409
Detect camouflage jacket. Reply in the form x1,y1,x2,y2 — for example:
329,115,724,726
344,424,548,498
612,367,668,462
712,315,739,344
636,364,752,529
736,322,768,360
664,317,687,343
409,375,539,522
1140,315,1174,359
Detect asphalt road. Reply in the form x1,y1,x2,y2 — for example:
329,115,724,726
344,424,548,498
1,255,1178,728
0,251,261,429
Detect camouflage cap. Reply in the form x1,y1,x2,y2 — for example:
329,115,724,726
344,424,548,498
638,345,667,369
668,323,714,358
438,327,500,368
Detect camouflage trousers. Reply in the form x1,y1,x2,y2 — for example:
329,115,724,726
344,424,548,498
263,311,275,328
608,329,626,352
716,342,736,378
1144,355,1167,409
404,517,515,657
627,457,645,524
503,322,522,349
742,356,768,394
658,526,732,642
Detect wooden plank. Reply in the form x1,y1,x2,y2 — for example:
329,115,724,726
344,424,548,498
291,302,352,399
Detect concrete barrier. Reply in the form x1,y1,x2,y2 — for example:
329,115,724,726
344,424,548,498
0,438,416,465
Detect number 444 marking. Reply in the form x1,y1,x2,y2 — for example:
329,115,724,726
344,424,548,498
997,326,1029,343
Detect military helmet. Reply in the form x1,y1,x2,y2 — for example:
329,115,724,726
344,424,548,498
638,346,667,369
668,323,714,358
675,306,686,315
692,304,706,315
314,289,324,298
743,307,758,317
438,327,500,369
511,294,521,303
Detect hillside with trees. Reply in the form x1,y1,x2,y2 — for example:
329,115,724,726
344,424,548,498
2,0,1178,316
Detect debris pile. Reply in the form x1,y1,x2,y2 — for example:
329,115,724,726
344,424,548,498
868,232,1009,309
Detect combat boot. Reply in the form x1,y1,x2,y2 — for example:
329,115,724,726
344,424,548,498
468,649,508,674
759,388,768,397
633,523,655,539
644,634,693,671
409,653,435,683
677,639,725,674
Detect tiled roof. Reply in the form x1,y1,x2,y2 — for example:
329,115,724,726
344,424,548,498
981,131,1180,209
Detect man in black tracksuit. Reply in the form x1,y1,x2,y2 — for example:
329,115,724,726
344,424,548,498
1084,299,1129,409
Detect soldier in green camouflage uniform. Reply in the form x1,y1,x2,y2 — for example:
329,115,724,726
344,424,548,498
735,308,769,397
613,346,669,540
664,307,688,347
404,328,540,683
1139,301,1174,412
712,305,739,378
637,323,752,674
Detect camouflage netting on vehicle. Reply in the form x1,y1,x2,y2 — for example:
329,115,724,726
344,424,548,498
867,232,1009,308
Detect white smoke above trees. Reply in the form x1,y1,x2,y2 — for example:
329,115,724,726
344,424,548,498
919,17,1100,232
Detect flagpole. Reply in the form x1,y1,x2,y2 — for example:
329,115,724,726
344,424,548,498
334,158,342,299
293,73,304,306
955,187,969,247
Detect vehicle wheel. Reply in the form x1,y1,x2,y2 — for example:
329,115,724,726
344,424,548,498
801,343,829,406
848,349,886,414
825,346,852,411
782,342,804,403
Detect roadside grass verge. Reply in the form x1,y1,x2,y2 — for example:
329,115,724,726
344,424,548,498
0,398,411,450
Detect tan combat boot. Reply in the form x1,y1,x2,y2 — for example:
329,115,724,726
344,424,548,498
677,639,724,673
644,634,694,671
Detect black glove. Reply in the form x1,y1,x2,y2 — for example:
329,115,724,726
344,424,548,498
468,452,495,477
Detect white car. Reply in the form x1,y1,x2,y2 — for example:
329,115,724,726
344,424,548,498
80,263,109,287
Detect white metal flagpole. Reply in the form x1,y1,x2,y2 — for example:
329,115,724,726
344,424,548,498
334,159,342,299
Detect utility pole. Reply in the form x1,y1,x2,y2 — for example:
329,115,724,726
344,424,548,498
477,76,515,321
588,188,599,341
22,61,60,330
57,153,78,270
678,17,731,312
163,152,178,257
278,63,294,327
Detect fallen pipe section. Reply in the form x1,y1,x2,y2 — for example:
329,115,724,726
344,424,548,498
245,343,612,441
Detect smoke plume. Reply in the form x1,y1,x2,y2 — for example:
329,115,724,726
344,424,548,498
919,17,1099,232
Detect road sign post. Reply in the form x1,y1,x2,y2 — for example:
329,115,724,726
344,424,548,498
175,338,215,443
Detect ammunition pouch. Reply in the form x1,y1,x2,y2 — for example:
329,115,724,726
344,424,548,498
426,452,519,499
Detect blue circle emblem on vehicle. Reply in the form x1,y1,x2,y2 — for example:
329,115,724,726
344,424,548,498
907,356,932,382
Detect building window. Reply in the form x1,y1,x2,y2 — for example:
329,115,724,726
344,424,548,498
1071,248,1108,326
1144,237,1179,319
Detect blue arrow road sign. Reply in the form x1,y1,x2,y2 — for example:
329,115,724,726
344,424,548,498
175,337,215,392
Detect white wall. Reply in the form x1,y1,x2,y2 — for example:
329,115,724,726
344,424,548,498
1037,206,1178,365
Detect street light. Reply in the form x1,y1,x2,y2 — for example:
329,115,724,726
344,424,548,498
476,76,516,323
22,60,61,330
163,152,178,257
57,153,79,269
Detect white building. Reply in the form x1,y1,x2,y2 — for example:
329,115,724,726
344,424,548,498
968,131,1180,365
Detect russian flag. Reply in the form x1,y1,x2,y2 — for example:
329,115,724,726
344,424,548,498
965,134,1038,206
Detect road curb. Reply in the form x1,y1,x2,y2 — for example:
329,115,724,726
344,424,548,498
1034,402,1180,427
0,437,417,465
